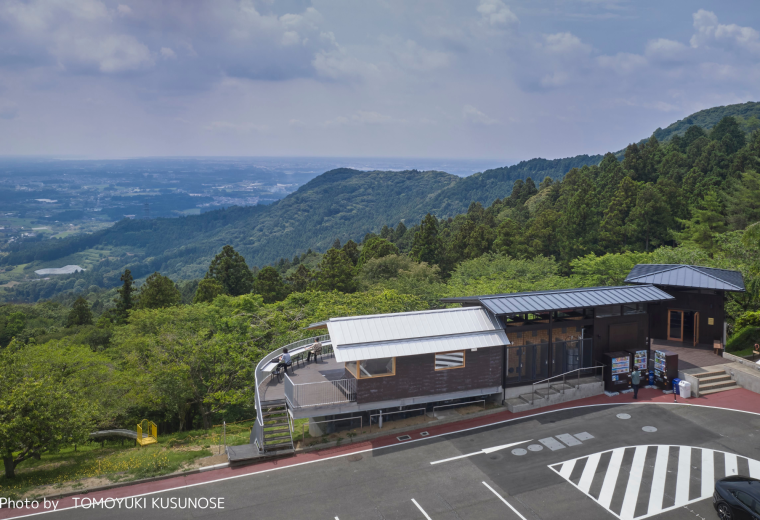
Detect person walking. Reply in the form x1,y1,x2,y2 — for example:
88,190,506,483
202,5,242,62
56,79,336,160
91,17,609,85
631,365,641,399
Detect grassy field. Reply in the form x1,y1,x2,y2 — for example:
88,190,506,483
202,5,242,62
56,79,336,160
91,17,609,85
0,420,255,500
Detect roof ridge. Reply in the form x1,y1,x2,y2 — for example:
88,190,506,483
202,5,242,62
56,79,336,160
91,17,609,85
335,329,504,349
688,265,744,290
626,264,684,280
328,306,483,322
478,284,655,299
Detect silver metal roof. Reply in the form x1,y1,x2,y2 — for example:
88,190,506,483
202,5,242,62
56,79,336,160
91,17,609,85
325,307,509,362
625,264,745,292
457,284,674,316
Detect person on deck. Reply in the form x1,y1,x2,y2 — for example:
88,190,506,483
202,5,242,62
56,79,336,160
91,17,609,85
631,365,641,399
274,348,291,374
307,339,323,362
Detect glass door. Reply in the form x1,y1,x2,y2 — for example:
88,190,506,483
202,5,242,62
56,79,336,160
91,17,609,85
668,310,683,341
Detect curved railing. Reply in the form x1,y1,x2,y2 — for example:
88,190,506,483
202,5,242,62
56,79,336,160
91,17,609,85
253,334,330,451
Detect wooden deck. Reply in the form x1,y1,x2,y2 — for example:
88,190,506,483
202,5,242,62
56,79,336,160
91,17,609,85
650,339,725,370
258,354,348,402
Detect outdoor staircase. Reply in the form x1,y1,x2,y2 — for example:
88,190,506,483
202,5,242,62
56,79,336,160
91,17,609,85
693,370,740,396
505,378,604,413
259,399,295,454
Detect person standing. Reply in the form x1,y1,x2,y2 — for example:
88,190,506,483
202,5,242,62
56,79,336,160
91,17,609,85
631,365,641,399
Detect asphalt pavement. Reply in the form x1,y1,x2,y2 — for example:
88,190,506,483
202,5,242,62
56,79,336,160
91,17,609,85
9,402,760,520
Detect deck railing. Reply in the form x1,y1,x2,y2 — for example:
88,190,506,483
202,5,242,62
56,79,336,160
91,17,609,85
284,373,356,408
253,334,330,449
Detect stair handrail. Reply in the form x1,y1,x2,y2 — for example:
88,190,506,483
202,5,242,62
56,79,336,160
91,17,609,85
253,334,330,450
530,364,606,405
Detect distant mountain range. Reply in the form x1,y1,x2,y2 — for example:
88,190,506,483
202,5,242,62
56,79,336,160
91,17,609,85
2,101,758,287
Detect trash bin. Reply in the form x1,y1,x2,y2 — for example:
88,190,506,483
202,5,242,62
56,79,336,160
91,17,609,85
672,378,681,395
679,380,692,398
648,370,655,386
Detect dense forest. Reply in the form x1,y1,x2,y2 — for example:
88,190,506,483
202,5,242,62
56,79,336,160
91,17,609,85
3,111,760,482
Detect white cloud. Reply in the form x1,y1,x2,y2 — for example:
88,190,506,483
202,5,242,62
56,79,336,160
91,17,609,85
463,104,498,125
542,32,592,56
204,121,268,133
324,111,397,127
645,38,689,62
53,32,153,73
117,4,132,16
477,0,518,26
690,9,760,55
160,47,176,59
0,100,18,120
596,52,647,74
312,46,379,81
387,39,450,72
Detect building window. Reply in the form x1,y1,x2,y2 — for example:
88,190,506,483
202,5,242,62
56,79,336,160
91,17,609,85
358,358,395,378
596,305,621,318
435,351,465,371
623,303,646,315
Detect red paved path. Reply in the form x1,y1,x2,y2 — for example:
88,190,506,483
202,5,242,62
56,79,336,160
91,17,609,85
3,387,760,518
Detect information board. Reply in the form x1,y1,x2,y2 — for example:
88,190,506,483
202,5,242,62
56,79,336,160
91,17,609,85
611,356,630,375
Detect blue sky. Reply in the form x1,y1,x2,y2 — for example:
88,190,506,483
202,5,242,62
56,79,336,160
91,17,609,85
0,0,758,161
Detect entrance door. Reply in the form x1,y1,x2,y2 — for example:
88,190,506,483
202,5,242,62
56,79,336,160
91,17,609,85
694,312,700,346
667,310,684,341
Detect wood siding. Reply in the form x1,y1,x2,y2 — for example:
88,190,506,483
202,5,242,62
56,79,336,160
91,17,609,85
355,347,503,405
647,290,724,343
593,313,649,363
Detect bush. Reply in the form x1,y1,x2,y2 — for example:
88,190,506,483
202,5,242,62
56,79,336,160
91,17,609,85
726,326,760,353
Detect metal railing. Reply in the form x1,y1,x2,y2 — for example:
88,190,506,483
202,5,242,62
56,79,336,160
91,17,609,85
253,334,330,445
529,364,606,405
284,373,356,408
369,408,426,432
432,399,486,414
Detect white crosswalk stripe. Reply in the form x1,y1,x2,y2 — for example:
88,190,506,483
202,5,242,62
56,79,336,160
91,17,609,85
548,445,760,520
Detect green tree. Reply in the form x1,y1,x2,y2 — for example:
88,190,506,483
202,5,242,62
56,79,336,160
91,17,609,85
0,312,26,347
710,116,746,154
675,191,727,255
0,344,102,478
628,183,672,251
342,240,360,266
253,266,290,304
193,278,226,304
66,296,93,327
357,237,400,267
725,171,760,230
286,264,314,292
316,248,356,293
411,213,444,265
114,269,135,322
136,272,181,309
205,245,254,296
599,177,638,251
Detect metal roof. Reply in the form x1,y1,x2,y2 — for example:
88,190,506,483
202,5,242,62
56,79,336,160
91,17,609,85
625,264,745,292
441,284,674,316
325,307,509,362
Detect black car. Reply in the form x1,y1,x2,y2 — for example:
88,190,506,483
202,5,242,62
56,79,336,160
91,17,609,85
714,475,760,520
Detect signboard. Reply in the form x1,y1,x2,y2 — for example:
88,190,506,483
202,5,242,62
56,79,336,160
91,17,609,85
611,356,630,375
634,350,648,370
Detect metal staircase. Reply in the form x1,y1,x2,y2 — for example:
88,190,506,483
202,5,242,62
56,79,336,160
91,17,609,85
258,399,295,454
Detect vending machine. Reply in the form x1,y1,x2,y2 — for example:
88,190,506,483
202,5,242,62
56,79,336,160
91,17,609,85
653,349,679,390
604,351,632,393
633,350,649,373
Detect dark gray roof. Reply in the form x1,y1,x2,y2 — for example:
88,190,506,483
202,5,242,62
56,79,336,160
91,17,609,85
625,264,745,292
441,284,674,316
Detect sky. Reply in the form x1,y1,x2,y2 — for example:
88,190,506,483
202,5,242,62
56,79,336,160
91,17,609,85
0,0,758,161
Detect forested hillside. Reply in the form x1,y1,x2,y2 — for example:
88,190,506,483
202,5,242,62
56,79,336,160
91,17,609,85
651,101,760,143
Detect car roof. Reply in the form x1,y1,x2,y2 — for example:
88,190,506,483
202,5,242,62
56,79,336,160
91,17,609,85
719,476,760,490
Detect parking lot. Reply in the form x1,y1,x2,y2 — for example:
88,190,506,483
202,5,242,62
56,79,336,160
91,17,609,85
6,401,755,520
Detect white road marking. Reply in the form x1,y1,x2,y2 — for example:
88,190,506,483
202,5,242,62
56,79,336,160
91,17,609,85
598,448,625,509
647,445,669,516
559,458,576,479
725,452,738,476
749,458,760,479
674,446,691,505
411,498,432,520
701,449,714,499
620,446,648,520
430,440,531,465
6,402,759,520
482,481,528,520
551,445,760,520
578,452,601,493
